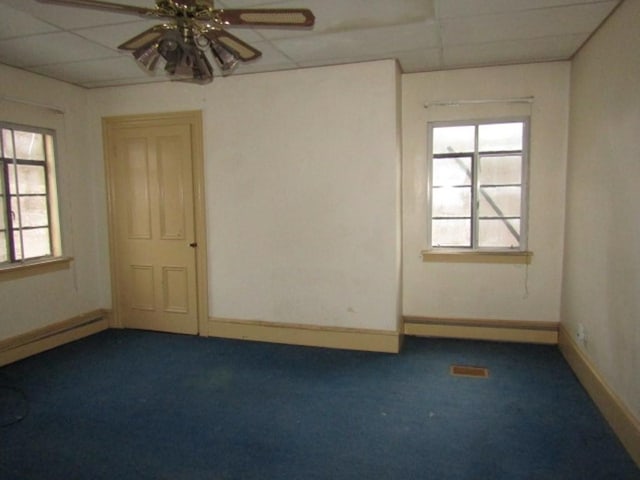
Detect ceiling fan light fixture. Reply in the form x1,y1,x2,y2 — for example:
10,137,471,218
210,41,239,75
189,49,214,84
157,36,183,74
167,45,214,84
133,43,161,72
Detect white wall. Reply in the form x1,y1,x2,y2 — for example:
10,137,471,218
402,63,570,322
88,60,402,332
0,65,106,339
562,0,640,420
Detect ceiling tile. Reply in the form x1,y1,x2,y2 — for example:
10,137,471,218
0,4,59,40
1,0,154,30
443,33,589,68
73,19,167,49
233,40,295,71
436,0,615,18
30,55,149,85
396,47,442,73
275,20,440,63
0,32,119,67
296,56,383,70
251,0,435,41
81,76,169,88
440,1,618,46
234,61,296,76
206,26,266,44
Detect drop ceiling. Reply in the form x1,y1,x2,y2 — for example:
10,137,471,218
0,0,621,88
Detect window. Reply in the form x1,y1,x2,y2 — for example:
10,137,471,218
428,119,528,250
0,123,60,265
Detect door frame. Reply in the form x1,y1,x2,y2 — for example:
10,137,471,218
102,110,209,335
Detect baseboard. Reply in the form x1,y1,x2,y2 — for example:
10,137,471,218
208,317,401,353
0,309,110,366
558,325,640,467
403,316,559,344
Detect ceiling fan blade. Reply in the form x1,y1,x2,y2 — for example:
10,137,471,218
118,24,174,51
216,8,315,28
35,0,166,18
202,28,262,61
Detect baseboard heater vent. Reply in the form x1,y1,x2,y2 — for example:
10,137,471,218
450,365,489,378
0,309,109,367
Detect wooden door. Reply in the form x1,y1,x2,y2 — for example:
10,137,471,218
104,113,205,335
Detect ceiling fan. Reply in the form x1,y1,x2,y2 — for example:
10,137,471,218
36,0,315,84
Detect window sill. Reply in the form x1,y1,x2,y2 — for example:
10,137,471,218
422,250,533,265
0,256,73,281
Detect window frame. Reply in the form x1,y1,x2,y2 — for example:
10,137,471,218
0,121,62,268
427,117,530,253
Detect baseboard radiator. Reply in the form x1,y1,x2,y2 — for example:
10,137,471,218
403,316,559,344
0,309,110,367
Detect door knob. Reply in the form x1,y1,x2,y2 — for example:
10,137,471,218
189,242,198,248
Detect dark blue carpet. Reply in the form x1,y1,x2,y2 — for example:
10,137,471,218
0,330,638,479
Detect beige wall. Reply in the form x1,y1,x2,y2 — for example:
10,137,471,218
0,65,106,339
402,62,571,322
562,0,640,420
2,59,570,339
88,60,402,332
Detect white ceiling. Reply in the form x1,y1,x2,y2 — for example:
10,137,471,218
0,0,621,88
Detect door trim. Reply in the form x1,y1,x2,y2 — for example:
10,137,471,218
102,111,208,335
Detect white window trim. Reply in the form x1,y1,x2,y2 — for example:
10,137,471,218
0,121,64,269
426,116,531,253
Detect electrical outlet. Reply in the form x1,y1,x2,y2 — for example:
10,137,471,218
576,323,587,345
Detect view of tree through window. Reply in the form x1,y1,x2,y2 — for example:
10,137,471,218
429,120,527,250
0,124,57,263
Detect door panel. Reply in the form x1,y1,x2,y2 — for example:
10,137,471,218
130,264,155,311
158,134,187,240
109,122,198,335
162,266,189,313
124,137,152,239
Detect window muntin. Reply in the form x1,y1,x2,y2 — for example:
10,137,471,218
0,124,59,264
429,119,528,250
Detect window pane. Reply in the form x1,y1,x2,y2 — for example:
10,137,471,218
432,156,472,186
433,186,471,217
13,131,45,161
8,164,48,195
2,129,14,158
432,219,471,247
432,126,475,154
14,227,51,260
0,197,5,230
478,186,521,218
0,168,5,230
0,232,7,262
479,155,522,185
15,165,47,194
7,163,18,194
479,122,523,152
479,219,520,248
11,196,50,227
